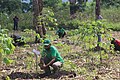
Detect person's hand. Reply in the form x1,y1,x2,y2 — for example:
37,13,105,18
40,64,47,69
42,64,47,69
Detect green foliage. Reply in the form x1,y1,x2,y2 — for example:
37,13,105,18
0,0,32,13
101,7,120,23
67,20,112,64
23,29,36,42
24,52,35,69
101,7,120,31
0,29,15,65
108,23,120,31
21,2,32,12
78,20,111,46
55,43,71,55
43,0,62,8
0,13,13,30
0,11,33,30
62,59,77,71
0,0,22,14
66,19,81,29
54,2,70,24
38,8,58,28
0,0,120,32
78,67,87,75
5,76,11,80
67,29,79,36
0,0,33,30
101,0,120,8
18,11,33,30
3,57,13,65
85,2,95,13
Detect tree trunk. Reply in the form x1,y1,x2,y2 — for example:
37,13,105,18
83,0,87,3
33,0,43,26
33,0,43,39
33,0,38,28
95,0,100,20
95,0,102,48
69,0,77,18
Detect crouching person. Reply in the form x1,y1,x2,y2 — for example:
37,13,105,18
11,34,25,46
56,27,66,38
39,39,64,77
111,38,120,51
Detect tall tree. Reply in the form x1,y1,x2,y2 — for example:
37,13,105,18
33,0,46,39
69,0,77,16
95,0,100,20
95,0,102,48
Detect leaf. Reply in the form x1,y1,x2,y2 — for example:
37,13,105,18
0,48,3,53
4,48,11,55
3,58,13,65
6,76,10,80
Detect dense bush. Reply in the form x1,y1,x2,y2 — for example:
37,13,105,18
101,0,120,8
101,7,120,31
101,7,120,23
0,12,33,30
0,1,120,31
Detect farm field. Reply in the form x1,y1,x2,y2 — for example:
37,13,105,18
0,0,120,80
0,31,120,80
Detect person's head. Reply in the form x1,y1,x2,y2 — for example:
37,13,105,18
43,39,51,50
15,16,17,18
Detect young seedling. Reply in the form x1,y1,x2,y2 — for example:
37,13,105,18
33,49,40,72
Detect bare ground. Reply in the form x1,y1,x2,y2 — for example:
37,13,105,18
0,31,120,80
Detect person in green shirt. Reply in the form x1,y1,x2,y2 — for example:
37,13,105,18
56,27,66,38
39,39,64,77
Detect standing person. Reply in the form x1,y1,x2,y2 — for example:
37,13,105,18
56,27,66,38
39,39,64,77
13,16,19,30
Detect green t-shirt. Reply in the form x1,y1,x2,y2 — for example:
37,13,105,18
56,28,65,35
41,46,64,63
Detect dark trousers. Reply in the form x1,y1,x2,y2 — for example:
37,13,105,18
58,32,66,38
40,57,63,74
114,43,120,51
14,22,18,30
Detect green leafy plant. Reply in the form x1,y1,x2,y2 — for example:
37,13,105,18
0,29,15,65
68,20,112,64
62,59,77,72
38,8,58,29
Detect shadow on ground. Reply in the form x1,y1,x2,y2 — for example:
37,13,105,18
3,70,76,79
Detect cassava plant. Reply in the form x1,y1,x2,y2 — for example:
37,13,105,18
73,20,112,63
87,20,111,63
0,29,15,66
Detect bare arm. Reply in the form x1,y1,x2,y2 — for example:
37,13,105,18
40,57,56,69
45,57,55,67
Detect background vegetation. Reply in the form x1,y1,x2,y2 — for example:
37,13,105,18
0,0,120,31
0,0,120,79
